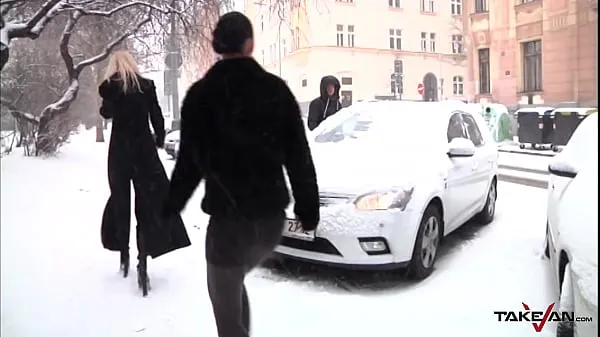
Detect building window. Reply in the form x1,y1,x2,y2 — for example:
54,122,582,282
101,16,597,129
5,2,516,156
291,31,296,51
389,0,401,8
475,0,487,13
453,76,464,95
429,33,436,52
420,32,427,51
392,59,404,94
282,39,287,56
341,77,353,85
347,25,355,47
451,35,463,54
451,0,462,15
389,29,402,50
301,79,307,87
420,0,435,12
261,15,264,31
478,48,490,94
394,59,403,74
336,24,344,46
336,0,354,2
341,90,353,107
522,40,542,92
261,50,265,65
295,27,300,49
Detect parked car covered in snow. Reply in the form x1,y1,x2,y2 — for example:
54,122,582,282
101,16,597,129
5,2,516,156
276,100,499,280
164,130,180,159
545,112,598,337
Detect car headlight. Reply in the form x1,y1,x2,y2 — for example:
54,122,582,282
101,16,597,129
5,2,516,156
354,187,415,211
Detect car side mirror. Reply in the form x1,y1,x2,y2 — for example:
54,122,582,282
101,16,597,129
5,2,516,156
548,160,578,178
447,137,476,158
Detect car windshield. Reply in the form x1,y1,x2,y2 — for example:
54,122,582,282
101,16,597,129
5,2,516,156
313,103,446,149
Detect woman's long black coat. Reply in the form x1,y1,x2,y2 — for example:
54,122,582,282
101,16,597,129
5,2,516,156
99,76,191,259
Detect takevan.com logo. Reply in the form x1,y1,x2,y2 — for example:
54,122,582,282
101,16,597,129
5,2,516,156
494,303,594,332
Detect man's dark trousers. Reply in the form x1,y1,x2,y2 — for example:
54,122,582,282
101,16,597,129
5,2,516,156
205,212,285,337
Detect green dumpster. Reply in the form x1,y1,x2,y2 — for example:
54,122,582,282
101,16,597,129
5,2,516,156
481,104,514,143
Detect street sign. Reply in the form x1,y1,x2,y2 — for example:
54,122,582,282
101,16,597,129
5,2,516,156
165,51,182,69
417,83,424,95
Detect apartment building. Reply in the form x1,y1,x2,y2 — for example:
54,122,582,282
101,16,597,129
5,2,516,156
464,0,598,106
244,0,469,104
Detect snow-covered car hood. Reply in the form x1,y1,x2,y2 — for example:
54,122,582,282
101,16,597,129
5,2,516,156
311,143,450,195
559,164,598,308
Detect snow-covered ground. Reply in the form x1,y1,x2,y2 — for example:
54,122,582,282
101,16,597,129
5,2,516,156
1,129,559,337
499,152,551,172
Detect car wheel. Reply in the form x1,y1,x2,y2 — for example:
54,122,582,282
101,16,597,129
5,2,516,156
407,205,442,280
476,179,497,225
557,263,575,337
544,222,550,258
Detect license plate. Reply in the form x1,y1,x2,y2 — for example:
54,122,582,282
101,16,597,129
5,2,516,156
283,219,315,241
166,143,175,150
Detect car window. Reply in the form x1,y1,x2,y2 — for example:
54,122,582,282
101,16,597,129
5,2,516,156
461,113,485,146
447,113,466,142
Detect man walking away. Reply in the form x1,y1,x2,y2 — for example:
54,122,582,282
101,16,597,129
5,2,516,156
163,11,320,337
307,75,342,131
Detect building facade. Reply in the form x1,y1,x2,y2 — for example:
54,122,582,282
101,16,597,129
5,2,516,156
244,0,469,104
464,0,598,106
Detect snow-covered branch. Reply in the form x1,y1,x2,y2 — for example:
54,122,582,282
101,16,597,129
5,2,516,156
59,1,180,16
74,13,151,73
3,0,64,40
59,11,81,80
1,97,40,125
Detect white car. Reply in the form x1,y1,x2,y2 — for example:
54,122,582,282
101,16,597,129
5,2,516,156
276,100,499,280
545,112,598,337
164,130,180,159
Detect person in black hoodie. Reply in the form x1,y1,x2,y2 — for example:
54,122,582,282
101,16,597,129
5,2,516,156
98,50,191,297
163,12,320,337
307,75,342,130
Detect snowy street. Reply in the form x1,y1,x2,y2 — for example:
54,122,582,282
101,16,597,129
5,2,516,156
1,130,558,337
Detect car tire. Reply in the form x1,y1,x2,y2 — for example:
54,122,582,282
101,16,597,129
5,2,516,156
407,205,442,280
557,263,575,337
476,179,497,225
544,222,550,258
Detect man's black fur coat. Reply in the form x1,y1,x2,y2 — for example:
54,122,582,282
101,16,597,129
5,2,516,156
166,57,320,232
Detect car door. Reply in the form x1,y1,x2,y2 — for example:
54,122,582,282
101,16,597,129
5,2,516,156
461,113,494,203
444,112,477,232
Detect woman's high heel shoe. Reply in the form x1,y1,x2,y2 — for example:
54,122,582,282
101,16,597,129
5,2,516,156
137,255,150,297
120,250,130,278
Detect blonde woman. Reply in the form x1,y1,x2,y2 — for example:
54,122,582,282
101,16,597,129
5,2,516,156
98,50,191,297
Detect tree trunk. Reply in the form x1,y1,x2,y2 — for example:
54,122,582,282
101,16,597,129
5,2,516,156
95,116,105,142
94,64,105,142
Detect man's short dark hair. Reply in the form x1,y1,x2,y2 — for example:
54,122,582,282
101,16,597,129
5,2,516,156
212,11,254,55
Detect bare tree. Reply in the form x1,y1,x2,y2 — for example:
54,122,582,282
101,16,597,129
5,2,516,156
1,0,293,156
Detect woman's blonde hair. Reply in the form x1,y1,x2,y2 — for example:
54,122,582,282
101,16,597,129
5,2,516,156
104,50,142,93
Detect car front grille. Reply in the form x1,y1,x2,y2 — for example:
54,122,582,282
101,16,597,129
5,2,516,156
319,194,353,207
279,236,342,256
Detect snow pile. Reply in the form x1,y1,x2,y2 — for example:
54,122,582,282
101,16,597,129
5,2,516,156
558,163,598,308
